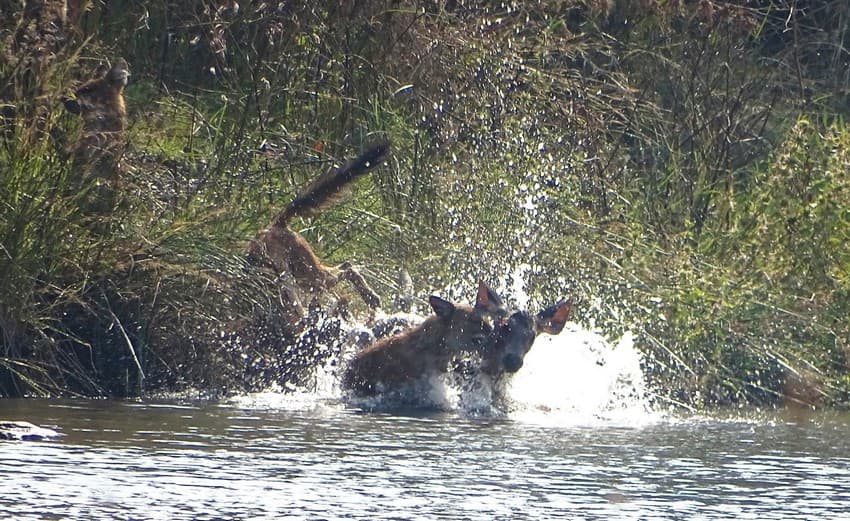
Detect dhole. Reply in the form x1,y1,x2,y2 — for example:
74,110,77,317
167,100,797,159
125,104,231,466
62,58,130,174
247,142,388,324
342,281,505,396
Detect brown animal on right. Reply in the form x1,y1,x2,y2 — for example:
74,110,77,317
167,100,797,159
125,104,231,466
61,58,130,175
247,142,388,325
342,281,506,396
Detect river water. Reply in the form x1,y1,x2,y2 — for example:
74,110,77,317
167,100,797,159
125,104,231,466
2,328,849,520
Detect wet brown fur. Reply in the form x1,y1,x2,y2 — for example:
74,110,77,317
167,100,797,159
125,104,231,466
342,282,505,395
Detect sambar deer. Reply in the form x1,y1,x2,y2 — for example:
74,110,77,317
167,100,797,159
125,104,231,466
342,281,506,396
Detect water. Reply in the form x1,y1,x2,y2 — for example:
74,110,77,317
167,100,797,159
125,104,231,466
2,329,850,520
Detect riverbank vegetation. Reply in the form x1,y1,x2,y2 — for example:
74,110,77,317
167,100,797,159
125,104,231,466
1,1,848,407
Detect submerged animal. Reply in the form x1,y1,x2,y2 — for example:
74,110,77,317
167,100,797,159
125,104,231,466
0,421,59,441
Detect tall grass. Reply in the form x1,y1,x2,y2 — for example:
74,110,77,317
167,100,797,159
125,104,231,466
1,0,848,404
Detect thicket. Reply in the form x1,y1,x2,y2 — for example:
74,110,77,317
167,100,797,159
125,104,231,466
0,0,847,407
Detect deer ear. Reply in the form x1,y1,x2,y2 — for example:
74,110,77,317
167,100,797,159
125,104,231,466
474,281,506,317
428,295,455,319
535,300,571,335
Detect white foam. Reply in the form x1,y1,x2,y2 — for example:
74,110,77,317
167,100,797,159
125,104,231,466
506,327,659,427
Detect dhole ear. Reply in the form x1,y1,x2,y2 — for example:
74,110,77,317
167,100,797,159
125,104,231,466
535,300,571,335
428,295,455,319
474,281,506,317
107,59,130,87
93,63,110,78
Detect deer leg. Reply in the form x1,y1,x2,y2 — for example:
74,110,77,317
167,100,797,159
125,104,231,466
330,295,353,320
276,272,306,325
336,262,381,309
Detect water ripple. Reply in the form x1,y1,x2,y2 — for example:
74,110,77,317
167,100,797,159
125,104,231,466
3,399,850,519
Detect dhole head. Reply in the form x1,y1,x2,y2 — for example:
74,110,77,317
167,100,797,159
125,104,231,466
428,281,507,353
62,58,130,126
488,300,571,374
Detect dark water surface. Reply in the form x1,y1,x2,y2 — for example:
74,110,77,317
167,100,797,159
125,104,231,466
1,397,849,520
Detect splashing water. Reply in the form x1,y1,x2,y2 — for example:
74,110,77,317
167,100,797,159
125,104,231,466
229,261,658,424
506,328,657,426
231,313,658,427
